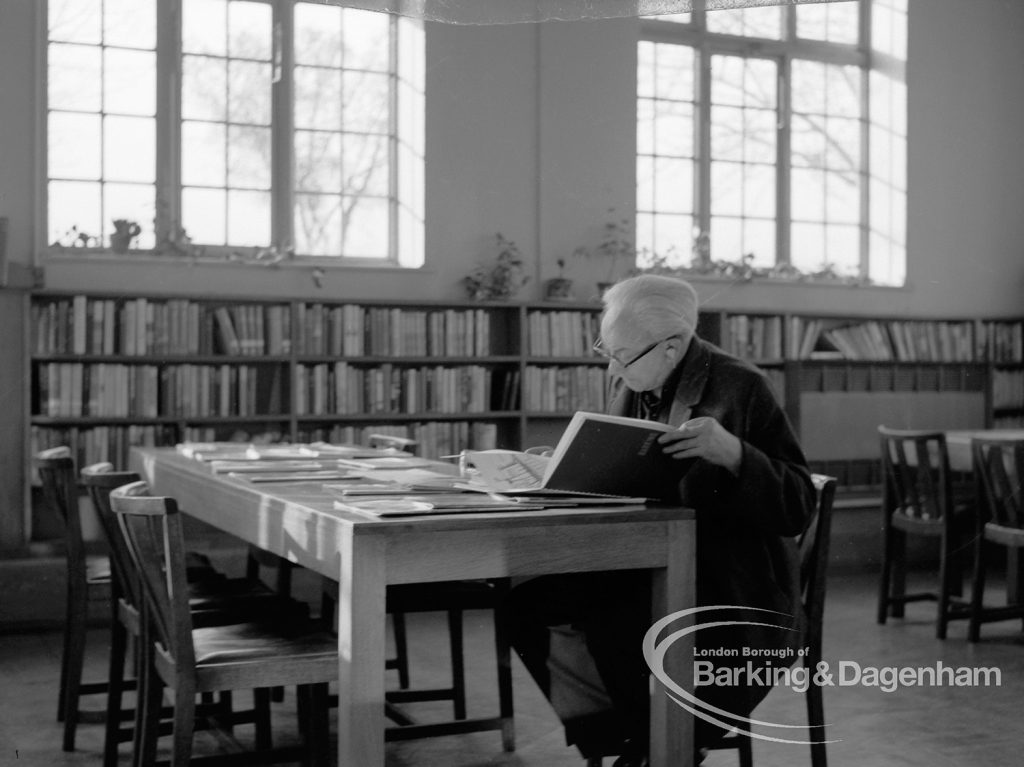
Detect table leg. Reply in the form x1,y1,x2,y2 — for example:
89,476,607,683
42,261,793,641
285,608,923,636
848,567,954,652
336,529,387,767
649,518,695,767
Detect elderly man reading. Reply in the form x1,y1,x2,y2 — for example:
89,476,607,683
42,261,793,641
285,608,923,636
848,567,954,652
505,274,815,766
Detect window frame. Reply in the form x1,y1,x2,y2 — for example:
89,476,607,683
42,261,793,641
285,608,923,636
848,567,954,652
40,0,424,267
639,1,906,282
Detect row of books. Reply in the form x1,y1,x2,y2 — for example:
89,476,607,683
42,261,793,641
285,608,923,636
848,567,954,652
786,317,1024,362
31,297,292,357
978,321,1024,363
723,315,784,360
36,363,154,418
159,365,283,418
522,365,608,413
820,320,976,362
35,363,283,418
993,415,1024,429
993,369,1024,410
294,363,507,416
295,304,493,357
296,421,499,459
31,424,169,474
526,310,600,358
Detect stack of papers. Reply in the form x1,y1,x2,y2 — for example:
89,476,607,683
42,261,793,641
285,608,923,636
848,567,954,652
309,441,413,459
333,494,547,517
178,443,319,462
229,469,356,483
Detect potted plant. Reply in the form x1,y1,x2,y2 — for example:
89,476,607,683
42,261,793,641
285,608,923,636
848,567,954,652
543,258,574,301
461,233,531,301
110,219,141,253
573,209,637,297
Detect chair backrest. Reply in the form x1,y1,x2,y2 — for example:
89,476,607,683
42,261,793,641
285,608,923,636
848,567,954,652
81,463,142,607
799,474,837,654
35,446,85,576
109,481,197,672
972,438,1024,531
878,426,953,521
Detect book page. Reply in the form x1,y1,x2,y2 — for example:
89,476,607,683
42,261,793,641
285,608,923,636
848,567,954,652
464,449,550,491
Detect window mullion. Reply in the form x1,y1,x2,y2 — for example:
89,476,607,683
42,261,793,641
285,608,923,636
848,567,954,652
777,54,791,266
388,14,399,264
695,40,712,262
860,0,873,279
271,0,294,254
156,0,183,248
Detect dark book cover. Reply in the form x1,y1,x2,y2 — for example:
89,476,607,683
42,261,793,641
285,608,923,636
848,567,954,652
543,412,693,501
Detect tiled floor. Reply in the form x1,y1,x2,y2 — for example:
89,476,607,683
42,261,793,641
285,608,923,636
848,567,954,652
2,571,1023,766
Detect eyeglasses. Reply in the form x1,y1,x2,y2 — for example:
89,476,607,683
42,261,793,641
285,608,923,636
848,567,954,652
592,334,681,368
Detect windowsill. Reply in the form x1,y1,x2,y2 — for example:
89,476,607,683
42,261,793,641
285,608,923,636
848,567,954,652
41,248,430,274
665,271,910,291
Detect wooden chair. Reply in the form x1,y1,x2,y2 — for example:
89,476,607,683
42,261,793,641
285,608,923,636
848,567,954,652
109,480,338,767
321,578,516,749
968,438,1024,642
703,474,836,767
876,427,973,639
82,463,311,767
36,446,116,752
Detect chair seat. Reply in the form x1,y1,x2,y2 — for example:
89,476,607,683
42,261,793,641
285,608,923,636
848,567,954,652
891,503,972,534
86,554,112,583
985,522,1024,547
190,622,337,665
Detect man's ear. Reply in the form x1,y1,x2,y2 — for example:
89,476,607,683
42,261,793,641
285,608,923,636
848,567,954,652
669,333,692,360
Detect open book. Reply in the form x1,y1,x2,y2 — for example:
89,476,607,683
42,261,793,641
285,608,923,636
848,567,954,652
465,411,691,501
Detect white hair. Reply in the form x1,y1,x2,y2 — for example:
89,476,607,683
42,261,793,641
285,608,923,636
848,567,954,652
601,274,699,342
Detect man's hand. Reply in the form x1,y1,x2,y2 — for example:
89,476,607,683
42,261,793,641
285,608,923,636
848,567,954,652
657,416,743,475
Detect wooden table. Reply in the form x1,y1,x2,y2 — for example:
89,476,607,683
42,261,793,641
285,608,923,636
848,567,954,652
943,429,1024,471
131,447,697,767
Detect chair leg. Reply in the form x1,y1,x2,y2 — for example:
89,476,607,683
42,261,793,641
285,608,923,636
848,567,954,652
937,532,955,640
969,535,988,643
494,600,516,752
218,690,234,735
57,597,71,722
806,658,828,767
447,609,467,720
1008,548,1024,606
309,683,330,767
103,616,129,767
890,529,907,618
392,611,410,690
877,521,895,624
738,733,753,767
137,661,163,767
62,581,88,751
170,680,197,767
297,683,330,767
253,687,273,753
297,684,310,766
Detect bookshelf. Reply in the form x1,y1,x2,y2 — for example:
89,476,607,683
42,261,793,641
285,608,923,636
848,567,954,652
704,311,1024,488
25,292,1024,523
28,294,533,472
